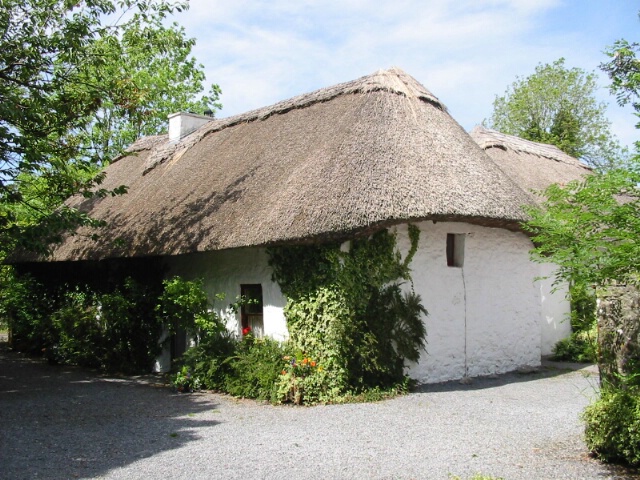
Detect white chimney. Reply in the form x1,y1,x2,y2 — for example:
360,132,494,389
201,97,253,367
168,112,213,142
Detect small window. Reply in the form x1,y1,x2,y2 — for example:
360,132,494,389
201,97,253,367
446,233,465,268
241,284,264,337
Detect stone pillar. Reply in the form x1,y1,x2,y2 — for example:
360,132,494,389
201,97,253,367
597,284,640,387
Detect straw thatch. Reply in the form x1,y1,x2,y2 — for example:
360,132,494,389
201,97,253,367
470,125,591,196
25,68,541,262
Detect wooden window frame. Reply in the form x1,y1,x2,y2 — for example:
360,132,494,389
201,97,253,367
240,284,264,332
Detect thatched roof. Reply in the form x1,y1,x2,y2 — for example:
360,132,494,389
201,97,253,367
470,125,591,195
26,68,542,262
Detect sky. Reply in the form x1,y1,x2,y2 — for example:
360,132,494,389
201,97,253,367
176,0,640,150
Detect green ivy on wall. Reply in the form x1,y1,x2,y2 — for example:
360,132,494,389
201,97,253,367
267,225,427,402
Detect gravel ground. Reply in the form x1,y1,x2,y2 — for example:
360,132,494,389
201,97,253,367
1,337,638,480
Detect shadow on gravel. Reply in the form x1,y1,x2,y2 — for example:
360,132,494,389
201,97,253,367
0,340,221,479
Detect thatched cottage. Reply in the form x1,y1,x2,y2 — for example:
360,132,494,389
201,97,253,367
17,68,590,383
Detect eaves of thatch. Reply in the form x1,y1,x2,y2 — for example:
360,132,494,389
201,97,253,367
22,68,541,263
470,125,591,198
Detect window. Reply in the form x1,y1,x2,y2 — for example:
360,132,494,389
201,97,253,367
446,233,465,268
241,284,264,337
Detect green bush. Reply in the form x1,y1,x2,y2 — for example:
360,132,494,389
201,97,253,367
583,384,640,466
225,335,286,401
172,365,202,393
49,288,102,367
4,252,426,405
2,274,163,373
47,279,163,372
97,279,164,373
553,282,597,363
156,276,224,341
281,286,353,401
177,332,290,403
176,329,238,390
552,324,597,363
0,273,57,354
268,226,427,403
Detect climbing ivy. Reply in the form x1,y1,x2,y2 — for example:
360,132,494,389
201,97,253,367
267,226,427,402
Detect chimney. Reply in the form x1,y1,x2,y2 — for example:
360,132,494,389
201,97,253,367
168,112,213,142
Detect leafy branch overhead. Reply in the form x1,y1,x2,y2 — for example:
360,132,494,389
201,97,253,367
524,164,640,288
0,0,220,256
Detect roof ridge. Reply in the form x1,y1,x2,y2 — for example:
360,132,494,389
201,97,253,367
141,68,446,174
470,125,590,170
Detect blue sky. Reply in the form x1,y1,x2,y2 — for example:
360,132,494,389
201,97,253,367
178,0,639,149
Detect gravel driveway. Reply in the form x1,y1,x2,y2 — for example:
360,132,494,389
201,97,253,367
1,338,638,480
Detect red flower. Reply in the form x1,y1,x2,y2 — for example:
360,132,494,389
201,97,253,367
242,326,252,336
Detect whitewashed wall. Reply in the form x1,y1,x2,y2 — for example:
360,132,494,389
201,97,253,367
159,221,571,382
398,221,546,383
163,248,288,341
538,263,572,356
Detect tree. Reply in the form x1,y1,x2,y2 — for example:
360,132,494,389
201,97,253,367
524,164,640,288
76,15,221,164
487,58,625,170
0,0,220,255
524,41,640,468
601,39,640,127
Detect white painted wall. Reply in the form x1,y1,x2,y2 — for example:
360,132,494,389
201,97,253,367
538,263,572,356
158,221,571,382
398,221,544,383
163,248,288,341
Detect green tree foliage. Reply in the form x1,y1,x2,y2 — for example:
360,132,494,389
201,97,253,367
0,0,220,256
524,145,640,471
525,37,640,467
551,282,597,363
76,15,221,164
156,277,225,340
601,39,640,121
487,58,624,170
524,164,640,288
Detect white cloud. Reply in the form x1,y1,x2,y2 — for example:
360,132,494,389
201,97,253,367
177,0,638,149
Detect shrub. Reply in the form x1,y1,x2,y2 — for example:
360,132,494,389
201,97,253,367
48,279,163,372
177,332,288,402
552,324,597,363
49,288,102,367
276,351,322,404
177,330,238,390
172,365,202,393
282,286,353,401
0,273,57,354
2,274,163,373
156,276,224,341
97,279,163,373
268,226,427,403
225,335,286,401
583,383,640,467
553,282,597,363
